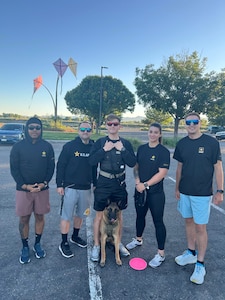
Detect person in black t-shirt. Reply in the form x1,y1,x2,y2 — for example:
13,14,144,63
173,112,224,285
126,123,170,268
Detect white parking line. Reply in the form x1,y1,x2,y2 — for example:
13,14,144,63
167,176,225,214
86,210,103,300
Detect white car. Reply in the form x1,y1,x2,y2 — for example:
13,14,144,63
215,131,225,140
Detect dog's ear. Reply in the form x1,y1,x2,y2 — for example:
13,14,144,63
117,201,121,208
106,199,111,207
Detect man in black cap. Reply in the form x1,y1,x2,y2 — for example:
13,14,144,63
10,117,55,264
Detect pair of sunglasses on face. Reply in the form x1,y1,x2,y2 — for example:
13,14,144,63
79,127,92,132
185,119,199,126
28,125,41,130
107,122,120,126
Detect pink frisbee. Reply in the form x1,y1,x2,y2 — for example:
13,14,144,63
129,257,147,270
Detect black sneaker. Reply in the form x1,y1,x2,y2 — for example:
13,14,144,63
19,246,31,264
59,242,74,258
70,236,87,248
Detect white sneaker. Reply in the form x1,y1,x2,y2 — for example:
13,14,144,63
149,253,165,268
190,263,206,284
119,243,130,256
126,238,143,250
91,245,100,262
175,249,197,266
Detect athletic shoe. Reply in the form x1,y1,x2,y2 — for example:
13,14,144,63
149,253,165,268
19,246,31,264
33,243,46,259
91,245,100,262
59,242,74,258
175,249,197,266
119,243,130,256
190,262,206,285
126,238,143,250
70,236,87,248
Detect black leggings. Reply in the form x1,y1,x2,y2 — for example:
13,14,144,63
135,190,166,250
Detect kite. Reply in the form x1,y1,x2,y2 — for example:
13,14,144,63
53,58,68,94
68,57,77,77
32,75,43,98
53,58,68,77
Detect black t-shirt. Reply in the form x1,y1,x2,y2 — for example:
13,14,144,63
173,134,222,196
137,143,170,193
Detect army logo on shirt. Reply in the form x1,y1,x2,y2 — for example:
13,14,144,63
74,151,89,157
42,151,46,157
198,147,204,154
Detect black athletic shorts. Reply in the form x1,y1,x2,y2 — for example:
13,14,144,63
93,175,128,211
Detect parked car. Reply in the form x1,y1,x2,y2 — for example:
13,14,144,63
207,126,225,134
0,123,25,144
215,131,225,140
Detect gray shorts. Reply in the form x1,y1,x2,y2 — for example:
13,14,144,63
60,188,91,220
16,190,50,217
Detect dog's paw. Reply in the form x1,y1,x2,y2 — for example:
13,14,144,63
100,261,105,267
116,259,122,266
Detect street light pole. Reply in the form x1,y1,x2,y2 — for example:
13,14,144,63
98,66,108,133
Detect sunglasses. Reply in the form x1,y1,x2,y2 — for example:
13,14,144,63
28,125,41,130
107,122,120,127
185,119,199,126
79,127,92,132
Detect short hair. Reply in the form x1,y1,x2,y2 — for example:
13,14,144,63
79,121,92,128
185,112,200,120
106,114,121,123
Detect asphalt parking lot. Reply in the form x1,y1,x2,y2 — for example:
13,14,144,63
1,138,225,300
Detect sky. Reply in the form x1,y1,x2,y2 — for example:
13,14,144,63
1,0,225,118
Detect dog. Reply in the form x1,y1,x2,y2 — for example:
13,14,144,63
100,201,122,267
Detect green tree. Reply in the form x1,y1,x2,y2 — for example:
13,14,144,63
65,75,135,130
142,108,173,125
206,70,225,126
134,51,209,136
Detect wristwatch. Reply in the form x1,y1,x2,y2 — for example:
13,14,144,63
216,189,224,194
143,182,149,189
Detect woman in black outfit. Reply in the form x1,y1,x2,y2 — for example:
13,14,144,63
126,123,170,268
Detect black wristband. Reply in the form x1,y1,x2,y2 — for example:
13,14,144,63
217,189,224,194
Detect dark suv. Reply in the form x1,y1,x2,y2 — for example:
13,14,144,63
0,123,25,144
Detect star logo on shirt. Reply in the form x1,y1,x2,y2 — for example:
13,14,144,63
74,151,80,157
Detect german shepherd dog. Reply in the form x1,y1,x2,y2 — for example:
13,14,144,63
100,202,122,267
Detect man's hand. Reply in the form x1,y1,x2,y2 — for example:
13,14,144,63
57,187,64,196
213,192,223,205
114,140,124,151
103,141,115,151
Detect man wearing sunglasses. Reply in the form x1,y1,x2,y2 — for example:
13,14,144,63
10,117,55,264
173,112,224,284
56,122,97,258
89,114,136,262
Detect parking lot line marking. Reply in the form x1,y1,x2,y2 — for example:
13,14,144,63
86,209,103,300
211,203,225,215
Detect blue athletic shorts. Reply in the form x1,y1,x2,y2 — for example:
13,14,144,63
177,193,212,224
